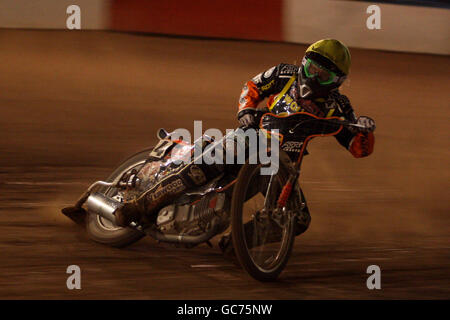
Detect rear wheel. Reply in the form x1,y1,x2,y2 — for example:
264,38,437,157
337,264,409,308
86,149,152,248
231,161,297,281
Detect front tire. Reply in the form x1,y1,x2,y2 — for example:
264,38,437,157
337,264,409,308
231,161,297,281
86,149,152,248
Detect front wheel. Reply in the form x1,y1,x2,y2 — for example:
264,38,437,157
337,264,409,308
231,161,297,281
86,149,152,248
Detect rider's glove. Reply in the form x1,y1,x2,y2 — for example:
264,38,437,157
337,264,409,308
239,113,255,127
355,116,376,133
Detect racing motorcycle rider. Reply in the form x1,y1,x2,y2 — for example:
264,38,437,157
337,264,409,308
115,39,375,251
219,39,375,253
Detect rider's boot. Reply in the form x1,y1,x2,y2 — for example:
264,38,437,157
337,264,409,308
115,202,143,227
218,207,311,256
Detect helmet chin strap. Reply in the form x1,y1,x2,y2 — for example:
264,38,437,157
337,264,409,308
299,83,312,98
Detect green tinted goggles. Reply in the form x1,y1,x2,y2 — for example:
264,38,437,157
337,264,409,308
303,57,340,85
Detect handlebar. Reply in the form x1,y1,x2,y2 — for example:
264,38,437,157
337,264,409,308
326,118,366,129
243,111,367,133
287,117,364,135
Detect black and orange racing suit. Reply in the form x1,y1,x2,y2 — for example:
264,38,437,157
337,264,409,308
237,63,375,158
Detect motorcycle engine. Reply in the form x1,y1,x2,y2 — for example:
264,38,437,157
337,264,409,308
156,193,229,237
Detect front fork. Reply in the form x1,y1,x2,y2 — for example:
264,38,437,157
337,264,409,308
277,174,298,208
276,137,310,208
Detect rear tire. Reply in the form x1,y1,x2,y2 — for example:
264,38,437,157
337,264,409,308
86,149,152,248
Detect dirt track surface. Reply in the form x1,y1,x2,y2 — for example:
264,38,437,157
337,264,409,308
0,30,449,299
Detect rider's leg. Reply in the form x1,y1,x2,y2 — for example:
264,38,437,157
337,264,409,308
115,159,224,227
219,191,311,255
294,188,311,235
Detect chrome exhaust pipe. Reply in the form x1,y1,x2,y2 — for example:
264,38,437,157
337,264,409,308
85,192,122,225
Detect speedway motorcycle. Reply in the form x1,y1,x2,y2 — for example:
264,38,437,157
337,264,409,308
62,110,363,281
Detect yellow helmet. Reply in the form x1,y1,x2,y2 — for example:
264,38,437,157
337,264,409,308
298,39,351,98
305,39,351,75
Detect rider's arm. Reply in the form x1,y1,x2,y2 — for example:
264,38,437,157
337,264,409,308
237,64,297,119
333,94,375,158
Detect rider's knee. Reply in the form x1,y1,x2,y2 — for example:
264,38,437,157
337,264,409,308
294,206,311,236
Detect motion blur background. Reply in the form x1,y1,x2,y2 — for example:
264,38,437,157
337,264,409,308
0,0,449,299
